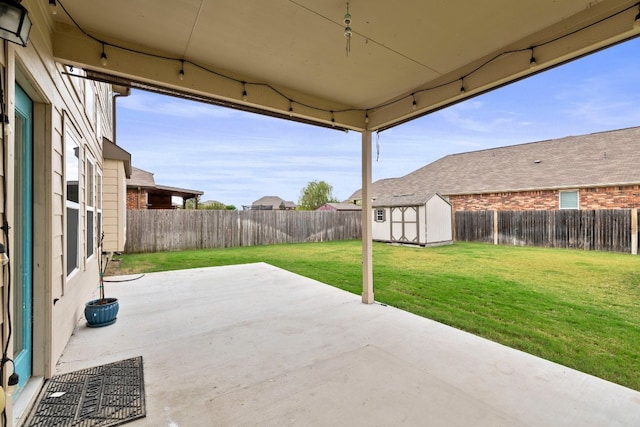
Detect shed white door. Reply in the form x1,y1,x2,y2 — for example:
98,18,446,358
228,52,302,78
390,206,419,244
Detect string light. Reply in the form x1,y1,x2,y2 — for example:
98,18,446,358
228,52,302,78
178,60,185,80
100,44,107,66
331,111,335,127
242,82,248,101
49,0,57,15
364,111,369,124
55,0,640,129
529,48,537,68
288,100,294,116
411,93,417,111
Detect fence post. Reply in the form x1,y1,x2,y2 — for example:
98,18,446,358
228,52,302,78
493,209,498,245
632,209,638,255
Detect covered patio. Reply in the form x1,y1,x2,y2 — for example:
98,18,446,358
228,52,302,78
50,0,640,302
48,264,640,426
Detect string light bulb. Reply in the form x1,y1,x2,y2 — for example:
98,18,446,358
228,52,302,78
49,0,57,15
460,78,466,93
364,111,369,124
100,44,108,66
529,48,537,68
242,83,248,101
178,60,185,81
331,111,335,127
412,94,417,111
635,4,640,28
0,243,8,266
288,100,294,116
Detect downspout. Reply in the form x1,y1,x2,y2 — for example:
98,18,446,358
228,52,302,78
111,85,130,145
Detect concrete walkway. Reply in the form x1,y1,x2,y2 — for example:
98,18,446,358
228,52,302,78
55,263,640,426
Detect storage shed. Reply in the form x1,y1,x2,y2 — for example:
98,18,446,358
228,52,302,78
372,193,453,246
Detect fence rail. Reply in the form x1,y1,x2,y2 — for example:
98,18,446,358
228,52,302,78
126,208,638,254
125,210,362,253
455,209,636,253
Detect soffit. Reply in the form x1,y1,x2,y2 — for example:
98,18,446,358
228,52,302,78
47,0,640,131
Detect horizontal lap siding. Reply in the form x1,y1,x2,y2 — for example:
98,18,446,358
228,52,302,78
125,210,362,253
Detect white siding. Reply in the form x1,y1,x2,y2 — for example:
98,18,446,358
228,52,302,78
425,195,453,244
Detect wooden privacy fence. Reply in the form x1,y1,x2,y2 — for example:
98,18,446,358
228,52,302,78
456,209,637,253
125,210,362,253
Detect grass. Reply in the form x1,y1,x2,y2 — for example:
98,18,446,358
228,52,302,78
108,241,640,391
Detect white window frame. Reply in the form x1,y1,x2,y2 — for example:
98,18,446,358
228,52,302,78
97,168,103,252
86,157,96,259
559,190,579,210
65,130,81,277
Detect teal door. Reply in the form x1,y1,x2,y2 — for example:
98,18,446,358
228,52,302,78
13,84,33,391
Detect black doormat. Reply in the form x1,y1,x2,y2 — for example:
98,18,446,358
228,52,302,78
24,356,146,427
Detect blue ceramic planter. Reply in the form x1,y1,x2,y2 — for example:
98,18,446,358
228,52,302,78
85,298,119,327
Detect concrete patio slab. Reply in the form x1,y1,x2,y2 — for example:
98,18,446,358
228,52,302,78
53,263,640,426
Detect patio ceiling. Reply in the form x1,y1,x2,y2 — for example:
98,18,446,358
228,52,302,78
48,0,640,132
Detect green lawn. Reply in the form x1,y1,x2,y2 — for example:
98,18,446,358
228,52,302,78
109,241,640,391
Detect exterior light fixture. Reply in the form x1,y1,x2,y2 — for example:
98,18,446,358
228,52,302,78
49,0,57,15
0,243,8,265
0,0,32,47
178,60,185,80
100,44,108,66
529,48,537,68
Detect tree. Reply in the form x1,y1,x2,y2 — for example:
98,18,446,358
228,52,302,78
298,180,339,210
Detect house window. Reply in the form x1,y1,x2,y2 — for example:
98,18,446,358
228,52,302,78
86,158,95,258
559,190,579,210
66,132,80,276
375,209,385,222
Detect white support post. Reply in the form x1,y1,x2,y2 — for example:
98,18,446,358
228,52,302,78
361,131,374,304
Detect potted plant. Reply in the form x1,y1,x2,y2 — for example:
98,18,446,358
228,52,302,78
84,232,119,327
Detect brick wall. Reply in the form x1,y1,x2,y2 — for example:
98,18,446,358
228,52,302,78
449,185,640,212
127,188,148,210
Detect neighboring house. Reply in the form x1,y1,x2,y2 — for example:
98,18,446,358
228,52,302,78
126,166,203,209
249,196,296,210
372,193,453,246
349,126,640,212
0,3,130,417
317,202,362,211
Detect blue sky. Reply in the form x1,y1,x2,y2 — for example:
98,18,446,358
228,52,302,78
116,37,640,208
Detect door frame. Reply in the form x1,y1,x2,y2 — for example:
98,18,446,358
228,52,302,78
13,61,53,383
12,83,33,391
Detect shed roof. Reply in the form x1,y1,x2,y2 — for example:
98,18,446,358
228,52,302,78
372,193,443,208
352,126,640,200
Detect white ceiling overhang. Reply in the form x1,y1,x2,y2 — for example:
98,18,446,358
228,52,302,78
45,0,640,132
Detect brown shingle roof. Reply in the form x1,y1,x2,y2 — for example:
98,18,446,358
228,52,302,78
350,126,640,200
127,167,155,188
